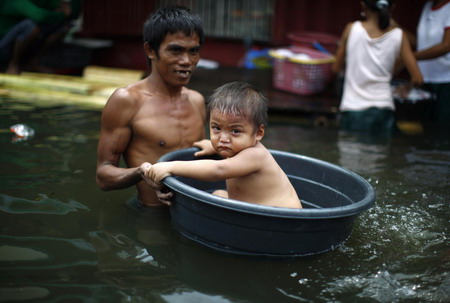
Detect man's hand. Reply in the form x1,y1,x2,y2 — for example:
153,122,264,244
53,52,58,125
193,139,216,157
155,187,173,206
139,162,173,206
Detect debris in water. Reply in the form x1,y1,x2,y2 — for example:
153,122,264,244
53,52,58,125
10,123,35,142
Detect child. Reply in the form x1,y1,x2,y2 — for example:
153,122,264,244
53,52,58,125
332,0,423,132
142,82,302,209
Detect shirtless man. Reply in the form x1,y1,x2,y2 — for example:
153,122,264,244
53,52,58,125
96,6,206,207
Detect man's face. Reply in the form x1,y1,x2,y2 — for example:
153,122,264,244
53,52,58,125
150,32,201,87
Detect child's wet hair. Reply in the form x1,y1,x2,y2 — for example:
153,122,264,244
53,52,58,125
364,0,393,30
207,82,268,131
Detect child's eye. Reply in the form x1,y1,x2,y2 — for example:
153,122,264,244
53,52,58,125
231,129,241,134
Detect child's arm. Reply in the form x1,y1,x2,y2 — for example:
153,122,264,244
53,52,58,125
193,139,216,157
147,147,263,184
400,32,423,87
332,22,352,74
415,28,450,61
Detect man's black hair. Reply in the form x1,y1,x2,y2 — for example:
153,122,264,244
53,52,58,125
143,5,204,59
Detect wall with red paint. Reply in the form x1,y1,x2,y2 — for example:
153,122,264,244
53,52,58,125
80,0,426,69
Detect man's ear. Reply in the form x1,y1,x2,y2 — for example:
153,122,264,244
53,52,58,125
144,42,156,60
256,124,265,141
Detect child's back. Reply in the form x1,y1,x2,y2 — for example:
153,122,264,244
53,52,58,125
224,142,301,209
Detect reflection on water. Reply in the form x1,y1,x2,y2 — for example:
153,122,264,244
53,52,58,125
0,97,449,302
337,133,390,175
0,193,88,215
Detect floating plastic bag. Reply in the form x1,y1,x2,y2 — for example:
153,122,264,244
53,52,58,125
10,124,35,142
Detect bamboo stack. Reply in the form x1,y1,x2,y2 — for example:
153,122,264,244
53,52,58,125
0,66,145,110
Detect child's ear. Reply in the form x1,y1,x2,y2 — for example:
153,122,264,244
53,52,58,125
255,124,265,141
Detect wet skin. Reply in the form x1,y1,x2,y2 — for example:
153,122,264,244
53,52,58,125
96,32,206,207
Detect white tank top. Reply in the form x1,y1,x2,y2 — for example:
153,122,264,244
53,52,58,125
340,21,402,111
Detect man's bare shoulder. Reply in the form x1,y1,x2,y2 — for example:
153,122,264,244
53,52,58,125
106,80,148,107
183,87,205,104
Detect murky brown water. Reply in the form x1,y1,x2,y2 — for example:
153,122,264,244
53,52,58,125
0,97,448,302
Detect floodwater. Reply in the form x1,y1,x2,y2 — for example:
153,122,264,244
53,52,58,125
0,96,449,303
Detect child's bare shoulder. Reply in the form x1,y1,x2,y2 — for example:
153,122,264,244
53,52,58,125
241,142,268,155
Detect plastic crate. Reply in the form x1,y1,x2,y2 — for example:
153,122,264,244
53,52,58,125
269,46,335,95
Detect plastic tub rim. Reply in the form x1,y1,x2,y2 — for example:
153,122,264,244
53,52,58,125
159,148,375,219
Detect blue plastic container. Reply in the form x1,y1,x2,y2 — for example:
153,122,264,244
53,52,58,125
158,148,375,257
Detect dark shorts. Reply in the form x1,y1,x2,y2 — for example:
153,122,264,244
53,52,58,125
0,19,36,56
126,196,170,216
422,82,450,129
339,108,396,133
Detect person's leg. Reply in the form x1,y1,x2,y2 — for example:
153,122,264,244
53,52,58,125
432,83,450,129
339,108,395,134
339,110,369,131
367,108,395,133
25,21,69,72
0,20,40,74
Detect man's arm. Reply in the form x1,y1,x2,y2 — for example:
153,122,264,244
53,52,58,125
96,88,143,190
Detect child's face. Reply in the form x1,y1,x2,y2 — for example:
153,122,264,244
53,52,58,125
209,109,264,158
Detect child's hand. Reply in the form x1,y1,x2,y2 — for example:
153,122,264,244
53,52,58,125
148,162,172,185
193,139,216,157
139,162,162,190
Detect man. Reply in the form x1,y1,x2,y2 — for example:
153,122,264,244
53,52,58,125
96,6,206,207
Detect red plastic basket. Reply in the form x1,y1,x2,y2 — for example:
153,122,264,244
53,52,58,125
287,31,339,54
269,46,335,95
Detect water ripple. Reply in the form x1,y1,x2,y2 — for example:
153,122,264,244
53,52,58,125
0,193,89,215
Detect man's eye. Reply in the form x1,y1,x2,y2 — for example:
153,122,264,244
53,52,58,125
189,48,199,55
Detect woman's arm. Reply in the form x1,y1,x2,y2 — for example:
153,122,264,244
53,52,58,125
332,22,352,74
415,28,450,60
400,32,423,86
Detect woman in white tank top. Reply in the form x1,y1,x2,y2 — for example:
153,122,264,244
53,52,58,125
333,0,423,133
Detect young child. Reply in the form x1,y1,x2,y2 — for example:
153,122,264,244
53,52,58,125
142,82,302,209
332,0,423,132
